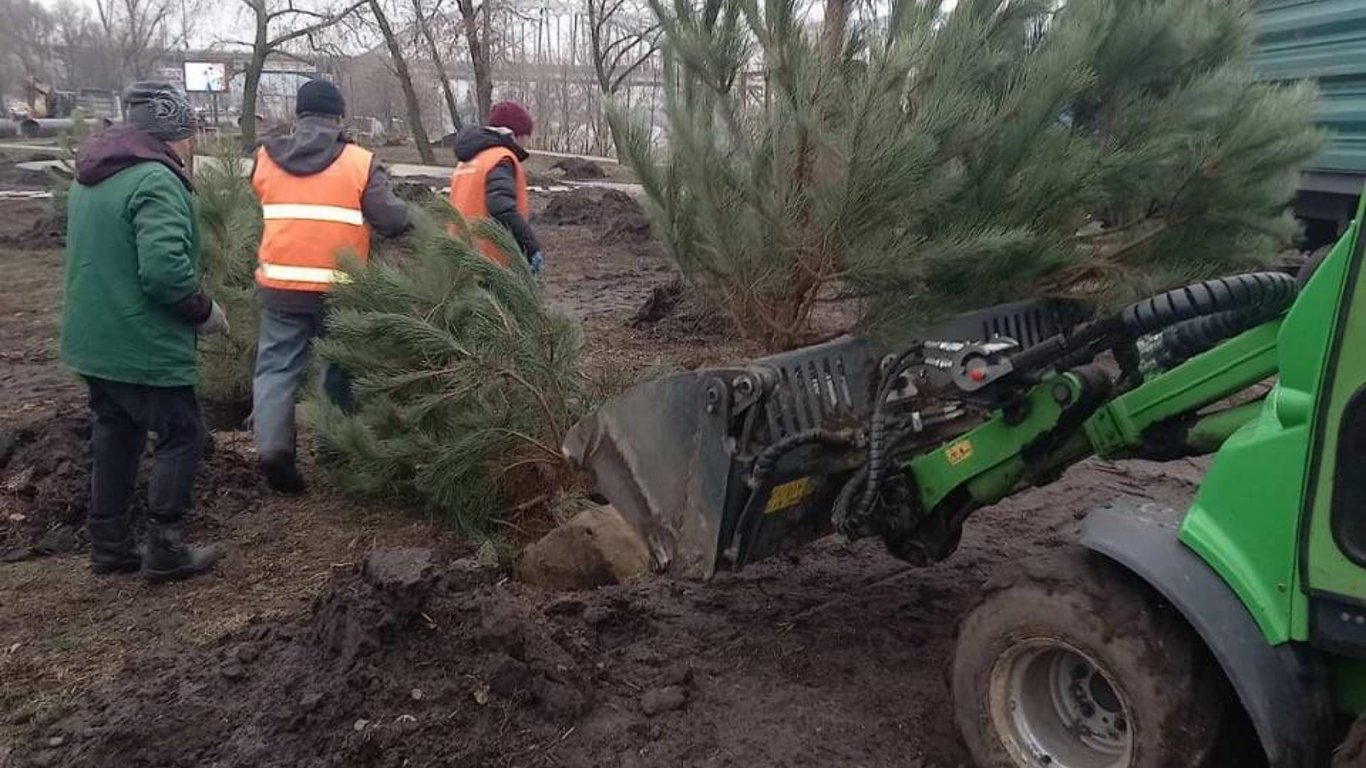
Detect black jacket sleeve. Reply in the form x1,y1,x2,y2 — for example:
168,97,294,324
361,161,412,238
484,160,540,259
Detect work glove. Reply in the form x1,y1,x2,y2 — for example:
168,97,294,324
529,251,545,277
199,300,230,337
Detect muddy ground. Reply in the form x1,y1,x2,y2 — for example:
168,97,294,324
0,172,1280,767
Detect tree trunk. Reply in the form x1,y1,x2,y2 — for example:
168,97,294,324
413,0,462,133
821,0,846,64
370,0,435,163
456,0,492,122
240,10,268,149
476,2,493,121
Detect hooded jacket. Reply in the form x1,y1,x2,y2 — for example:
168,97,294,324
452,126,541,259
61,126,210,387
254,115,411,312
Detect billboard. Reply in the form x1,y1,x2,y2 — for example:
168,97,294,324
184,62,229,93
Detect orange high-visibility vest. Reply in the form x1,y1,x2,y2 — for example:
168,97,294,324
448,146,530,267
253,143,373,292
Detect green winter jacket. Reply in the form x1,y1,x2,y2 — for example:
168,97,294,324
61,127,210,388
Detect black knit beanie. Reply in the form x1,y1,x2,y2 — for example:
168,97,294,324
296,79,346,117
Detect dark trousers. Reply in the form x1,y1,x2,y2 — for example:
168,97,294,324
86,377,204,547
252,305,353,459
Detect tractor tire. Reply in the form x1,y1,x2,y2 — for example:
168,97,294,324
951,546,1223,768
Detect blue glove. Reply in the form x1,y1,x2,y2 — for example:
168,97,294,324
529,251,545,276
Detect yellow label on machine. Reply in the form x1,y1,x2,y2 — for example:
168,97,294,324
765,477,812,514
946,439,974,466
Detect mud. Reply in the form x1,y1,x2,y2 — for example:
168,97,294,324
0,410,263,561
6,457,1229,768
0,199,65,251
551,157,608,180
392,180,447,207
630,279,736,344
0,212,66,250
538,188,654,248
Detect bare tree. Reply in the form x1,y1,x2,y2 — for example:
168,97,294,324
585,0,658,95
236,0,367,147
0,0,55,92
454,0,492,123
93,0,197,82
412,0,461,133
368,0,435,162
49,0,120,89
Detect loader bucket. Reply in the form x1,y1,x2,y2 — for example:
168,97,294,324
563,367,747,578
564,336,883,579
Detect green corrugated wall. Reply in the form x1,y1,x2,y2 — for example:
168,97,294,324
1256,0,1366,176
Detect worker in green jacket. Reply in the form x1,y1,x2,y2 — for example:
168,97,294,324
60,82,226,582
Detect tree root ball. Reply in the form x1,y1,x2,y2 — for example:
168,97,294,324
515,505,650,591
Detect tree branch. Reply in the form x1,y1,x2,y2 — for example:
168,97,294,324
265,0,367,47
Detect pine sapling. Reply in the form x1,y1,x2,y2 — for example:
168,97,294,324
308,205,592,535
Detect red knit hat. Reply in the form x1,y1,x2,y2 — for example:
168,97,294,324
488,101,533,137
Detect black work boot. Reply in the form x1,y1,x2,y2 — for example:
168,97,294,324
143,522,224,583
259,451,306,495
88,519,142,575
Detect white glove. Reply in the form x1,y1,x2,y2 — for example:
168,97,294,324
199,300,230,336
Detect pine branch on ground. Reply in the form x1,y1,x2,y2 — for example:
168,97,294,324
611,0,1323,348
307,205,593,535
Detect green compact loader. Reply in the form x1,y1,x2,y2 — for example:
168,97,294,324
565,194,1366,768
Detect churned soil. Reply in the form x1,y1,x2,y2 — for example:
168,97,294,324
2,458,1216,768
0,412,260,562
551,157,609,180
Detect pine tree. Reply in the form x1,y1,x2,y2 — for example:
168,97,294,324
307,208,592,534
611,0,1322,347
195,147,263,405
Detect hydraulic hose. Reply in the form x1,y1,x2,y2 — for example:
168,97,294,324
1120,272,1297,337
1157,304,1283,364
1009,272,1297,378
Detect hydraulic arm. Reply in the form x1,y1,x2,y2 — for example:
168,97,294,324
565,272,1299,578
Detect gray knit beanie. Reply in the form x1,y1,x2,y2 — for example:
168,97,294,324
125,82,195,141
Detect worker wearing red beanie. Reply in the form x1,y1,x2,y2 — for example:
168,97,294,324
448,101,542,274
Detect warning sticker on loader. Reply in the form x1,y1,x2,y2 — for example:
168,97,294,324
946,439,974,466
765,477,812,514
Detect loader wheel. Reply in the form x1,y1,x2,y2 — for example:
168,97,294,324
952,547,1222,768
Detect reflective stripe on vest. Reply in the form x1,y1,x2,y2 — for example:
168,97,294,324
256,263,352,285
253,143,373,292
261,203,366,226
447,146,530,268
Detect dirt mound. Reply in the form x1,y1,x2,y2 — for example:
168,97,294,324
630,280,736,343
538,188,654,248
0,411,263,561
0,214,65,250
551,157,607,180
393,181,437,205
27,549,604,767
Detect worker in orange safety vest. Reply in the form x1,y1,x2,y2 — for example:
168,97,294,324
447,101,543,275
250,79,410,495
